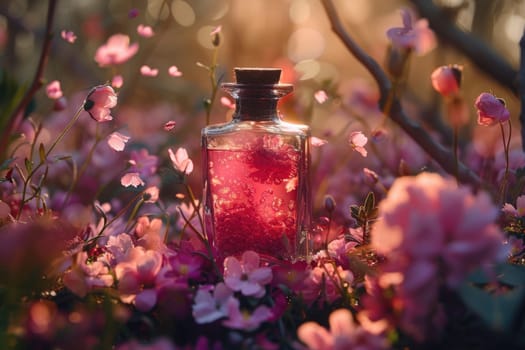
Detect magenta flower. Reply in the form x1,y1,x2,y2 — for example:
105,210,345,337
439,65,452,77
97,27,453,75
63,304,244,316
137,24,155,38
386,8,436,55
474,92,510,126
223,250,272,298
61,30,77,43
168,147,194,175
168,65,183,77
94,34,139,67
298,309,387,350
431,65,462,97
192,283,234,324
349,131,368,157
46,80,63,100
140,65,159,77
107,132,130,152
84,85,117,122
222,298,273,331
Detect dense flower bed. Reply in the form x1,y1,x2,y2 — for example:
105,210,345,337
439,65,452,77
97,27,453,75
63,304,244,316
1,1,525,349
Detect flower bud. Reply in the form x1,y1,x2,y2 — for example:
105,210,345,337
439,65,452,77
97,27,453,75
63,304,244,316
431,65,462,97
324,195,336,213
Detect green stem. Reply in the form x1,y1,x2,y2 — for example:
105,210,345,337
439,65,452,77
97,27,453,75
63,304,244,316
499,120,512,203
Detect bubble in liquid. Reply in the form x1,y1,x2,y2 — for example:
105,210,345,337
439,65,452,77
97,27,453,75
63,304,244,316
288,200,295,211
271,197,283,211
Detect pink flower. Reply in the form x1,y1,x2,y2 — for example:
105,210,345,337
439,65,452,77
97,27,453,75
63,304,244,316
46,80,63,99
311,136,328,147
61,30,77,43
140,65,159,77
63,252,114,297
223,250,272,298
112,75,124,88
314,90,328,104
302,263,354,304
94,34,139,67
121,172,145,188
298,309,387,350
115,247,163,311
349,131,368,157
107,132,130,151
474,92,510,126
168,147,194,175
137,24,155,38
192,283,234,324
84,85,118,122
128,148,159,179
220,96,235,109
503,195,525,217
431,65,462,97
168,65,183,77
144,186,159,203
222,298,273,331
164,120,177,131
386,8,436,55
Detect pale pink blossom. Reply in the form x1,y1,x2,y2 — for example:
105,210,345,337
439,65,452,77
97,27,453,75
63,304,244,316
129,149,159,179
61,30,77,43
298,309,387,350
431,65,462,97
84,85,117,122
164,120,177,131
137,24,155,38
475,92,510,126
94,34,139,67
112,75,124,88
222,298,273,331
168,147,194,175
140,65,159,77
349,131,368,157
121,172,145,188
63,252,114,297
106,233,135,262
503,195,525,217
168,65,183,77
192,283,234,324
386,8,436,55
115,247,163,311
144,186,159,203
220,96,235,109
107,132,130,151
311,136,328,147
46,80,63,99
223,250,272,298
314,90,328,104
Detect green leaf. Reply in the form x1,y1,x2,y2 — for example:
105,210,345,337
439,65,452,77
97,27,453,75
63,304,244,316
24,158,32,173
364,192,375,216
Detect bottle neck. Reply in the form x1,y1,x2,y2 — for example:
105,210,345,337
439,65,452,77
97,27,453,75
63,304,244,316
233,97,279,121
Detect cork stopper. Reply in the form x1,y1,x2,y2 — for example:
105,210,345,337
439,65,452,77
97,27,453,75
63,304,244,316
234,68,282,85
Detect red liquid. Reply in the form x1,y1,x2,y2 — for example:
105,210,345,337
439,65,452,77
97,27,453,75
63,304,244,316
206,136,301,258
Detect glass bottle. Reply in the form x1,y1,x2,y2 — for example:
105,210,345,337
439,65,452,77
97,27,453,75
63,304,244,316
202,68,311,262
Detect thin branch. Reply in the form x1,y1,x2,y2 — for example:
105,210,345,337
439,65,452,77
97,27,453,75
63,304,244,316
520,29,525,151
320,0,481,186
0,0,58,158
409,0,518,97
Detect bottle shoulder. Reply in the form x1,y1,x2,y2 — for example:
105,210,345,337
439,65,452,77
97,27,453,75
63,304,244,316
202,120,310,137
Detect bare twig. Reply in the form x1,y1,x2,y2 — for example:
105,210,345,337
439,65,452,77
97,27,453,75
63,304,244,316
409,0,518,97
320,0,481,186
0,0,58,158
520,30,525,151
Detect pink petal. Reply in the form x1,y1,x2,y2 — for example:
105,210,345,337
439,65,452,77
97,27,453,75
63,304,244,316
168,65,183,77
112,75,124,88
329,309,355,336
297,322,334,350
107,132,130,151
121,172,145,188
164,120,177,131
46,80,63,100
61,30,77,43
314,90,328,104
310,136,328,147
220,96,235,109
137,24,155,38
140,65,159,77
